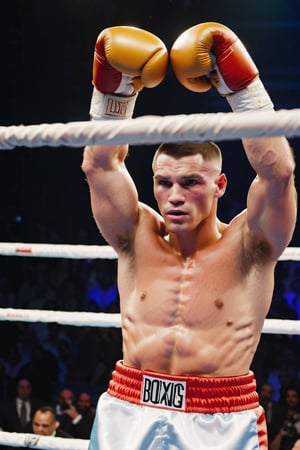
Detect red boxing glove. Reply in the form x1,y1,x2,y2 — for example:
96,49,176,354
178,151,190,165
170,22,273,112
90,26,168,120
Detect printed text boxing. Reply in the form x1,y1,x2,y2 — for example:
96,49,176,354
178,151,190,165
141,375,186,411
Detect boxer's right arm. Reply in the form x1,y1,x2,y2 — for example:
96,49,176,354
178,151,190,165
170,22,297,260
82,26,168,252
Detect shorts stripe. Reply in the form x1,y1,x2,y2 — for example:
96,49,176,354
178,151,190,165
107,360,260,413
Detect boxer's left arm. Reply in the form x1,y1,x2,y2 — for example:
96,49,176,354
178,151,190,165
82,26,168,253
170,22,297,259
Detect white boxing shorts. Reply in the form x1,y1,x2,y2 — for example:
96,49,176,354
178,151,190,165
88,361,268,450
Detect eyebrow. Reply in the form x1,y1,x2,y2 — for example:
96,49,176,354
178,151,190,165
154,173,204,181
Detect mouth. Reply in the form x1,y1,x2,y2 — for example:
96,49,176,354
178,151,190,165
166,210,188,221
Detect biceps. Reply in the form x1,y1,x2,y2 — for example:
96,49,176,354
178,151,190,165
247,176,297,252
87,165,139,249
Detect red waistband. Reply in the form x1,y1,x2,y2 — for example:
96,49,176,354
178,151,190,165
107,361,259,413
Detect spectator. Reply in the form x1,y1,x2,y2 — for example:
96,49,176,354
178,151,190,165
74,392,96,439
259,382,286,443
28,405,73,437
55,388,84,437
0,378,43,433
270,387,300,450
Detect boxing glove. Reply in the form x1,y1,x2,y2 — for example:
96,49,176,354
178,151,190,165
170,22,273,112
90,26,168,120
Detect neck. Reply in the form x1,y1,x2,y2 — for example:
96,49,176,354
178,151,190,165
167,217,223,259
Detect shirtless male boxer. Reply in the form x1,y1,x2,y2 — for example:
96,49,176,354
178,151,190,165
82,23,297,450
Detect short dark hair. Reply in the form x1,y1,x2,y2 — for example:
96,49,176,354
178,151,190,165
152,142,222,170
34,406,57,420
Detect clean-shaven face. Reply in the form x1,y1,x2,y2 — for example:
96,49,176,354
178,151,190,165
153,153,224,233
32,411,58,436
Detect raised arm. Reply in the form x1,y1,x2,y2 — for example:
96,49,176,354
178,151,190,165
241,134,296,259
170,22,297,259
82,26,168,252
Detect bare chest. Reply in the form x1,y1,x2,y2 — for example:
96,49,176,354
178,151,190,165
119,236,274,374
121,248,265,329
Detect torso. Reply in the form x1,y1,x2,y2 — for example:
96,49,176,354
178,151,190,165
117,206,276,377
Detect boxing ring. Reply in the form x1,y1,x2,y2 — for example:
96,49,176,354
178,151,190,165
0,109,300,449
1,109,300,149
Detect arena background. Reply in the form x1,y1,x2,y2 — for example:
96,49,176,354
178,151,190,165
0,0,300,404
0,0,299,246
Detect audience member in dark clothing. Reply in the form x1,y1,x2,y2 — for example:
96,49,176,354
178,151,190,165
75,392,96,439
259,382,286,444
270,387,300,450
55,388,94,438
0,378,43,433
27,405,73,437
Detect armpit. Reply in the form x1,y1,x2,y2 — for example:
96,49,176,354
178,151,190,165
117,236,133,254
240,239,272,274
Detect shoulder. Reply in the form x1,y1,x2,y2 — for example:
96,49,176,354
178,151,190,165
138,202,165,234
116,202,165,256
218,209,247,241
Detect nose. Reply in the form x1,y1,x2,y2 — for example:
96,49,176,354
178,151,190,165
168,184,184,205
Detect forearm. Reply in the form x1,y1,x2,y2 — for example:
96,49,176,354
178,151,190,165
241,135,295,182
225,77,295,181
223,73,295,180
82,144,129,174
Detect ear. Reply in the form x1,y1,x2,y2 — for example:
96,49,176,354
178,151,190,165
214,173,227,198
55,421,59,430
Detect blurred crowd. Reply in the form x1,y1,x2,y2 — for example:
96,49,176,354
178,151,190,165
0,253,122,404
0,226,300,448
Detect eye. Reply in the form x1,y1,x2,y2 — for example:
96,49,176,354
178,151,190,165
182,178,199,187
158,179,172,187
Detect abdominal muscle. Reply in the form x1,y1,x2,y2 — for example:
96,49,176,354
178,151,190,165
119,248,273,377
122,310,260,377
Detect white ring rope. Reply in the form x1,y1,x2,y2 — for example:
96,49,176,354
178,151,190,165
0,308,298,334
0,242,117,259
0,308,122,328
1,109,300,149
0,242,298,260
0,243,300,333
0,431,88,450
